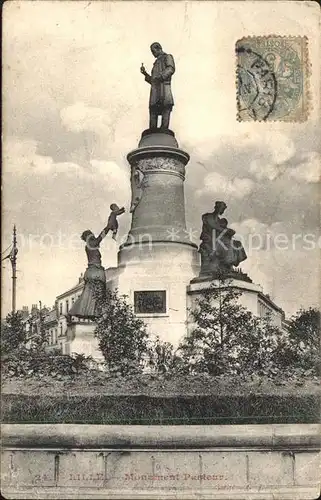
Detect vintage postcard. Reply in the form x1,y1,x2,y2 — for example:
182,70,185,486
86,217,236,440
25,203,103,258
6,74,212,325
1,1,320,499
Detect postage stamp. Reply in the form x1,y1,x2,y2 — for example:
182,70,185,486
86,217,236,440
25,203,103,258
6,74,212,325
236,36,310,121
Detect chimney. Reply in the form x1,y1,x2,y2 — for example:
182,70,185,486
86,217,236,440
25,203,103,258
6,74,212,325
20,305,29,319
31,304,39,315
79,272,84,284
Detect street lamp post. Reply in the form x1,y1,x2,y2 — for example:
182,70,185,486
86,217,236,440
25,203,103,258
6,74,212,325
9,225,18,314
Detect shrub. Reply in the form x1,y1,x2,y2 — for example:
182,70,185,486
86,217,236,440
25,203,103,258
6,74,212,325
95,288,149,376
1,347,93,379
1,311,26,354
147,337,186,376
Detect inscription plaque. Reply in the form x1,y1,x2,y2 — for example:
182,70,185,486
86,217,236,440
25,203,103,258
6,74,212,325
134,290,166,314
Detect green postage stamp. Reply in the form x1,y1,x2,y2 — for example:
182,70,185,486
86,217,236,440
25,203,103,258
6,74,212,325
236,36,310,121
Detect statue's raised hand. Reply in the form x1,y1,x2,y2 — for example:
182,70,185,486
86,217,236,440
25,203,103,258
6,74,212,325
140,63,147,76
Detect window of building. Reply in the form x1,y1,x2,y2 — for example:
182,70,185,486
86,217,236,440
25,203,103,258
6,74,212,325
134,290,166,314
54,328,57,344
71,297,75,305
59,302,63,315
60,324,63,336
66,300,69,313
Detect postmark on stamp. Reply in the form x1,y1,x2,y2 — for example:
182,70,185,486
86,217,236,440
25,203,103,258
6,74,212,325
236,36,309,122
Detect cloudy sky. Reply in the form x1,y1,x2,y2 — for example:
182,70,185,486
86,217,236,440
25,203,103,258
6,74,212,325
2,1,320,317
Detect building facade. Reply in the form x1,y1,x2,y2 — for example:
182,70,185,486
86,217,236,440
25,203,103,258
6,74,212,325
55,274,85,354
19,274,85,355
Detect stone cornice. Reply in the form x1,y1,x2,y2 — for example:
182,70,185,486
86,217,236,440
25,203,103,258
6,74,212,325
2,424,320,450
127,146,190,165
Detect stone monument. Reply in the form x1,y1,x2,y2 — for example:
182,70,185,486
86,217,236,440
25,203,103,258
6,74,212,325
65,42,284,358
110,42,199,347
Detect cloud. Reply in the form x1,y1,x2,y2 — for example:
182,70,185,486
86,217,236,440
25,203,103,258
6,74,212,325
3,136,91,179
249,160,283,181
247,133,297,181
2,136,131,316
231,219,282,252
196,172,254,199
230,218,301,252
3,135,130,187
60,102,112,136
289,152,320,183
249,149,320,183
239,246,320,315
228,217,320,314
268,134,296,165
90,159,130,200
2,136,131,243
185,123,320,249
246,132,295,165
3,137,53,174
231,218,284,237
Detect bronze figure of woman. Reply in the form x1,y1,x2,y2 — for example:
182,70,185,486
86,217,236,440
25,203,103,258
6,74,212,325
199,201,247,275
68,229,108,319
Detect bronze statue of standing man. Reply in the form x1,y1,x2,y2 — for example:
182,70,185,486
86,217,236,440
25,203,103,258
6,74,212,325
140,42,175,130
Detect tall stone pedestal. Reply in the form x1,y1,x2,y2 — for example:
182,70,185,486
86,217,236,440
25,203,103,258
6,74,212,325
116,129,200,347
66,321,104,363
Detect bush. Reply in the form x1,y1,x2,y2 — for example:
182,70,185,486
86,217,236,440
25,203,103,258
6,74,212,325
179,280,275,376
1,347,93,379
146,337,186,376
179,280,320,379
1,311,26,354
95,288,149,376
